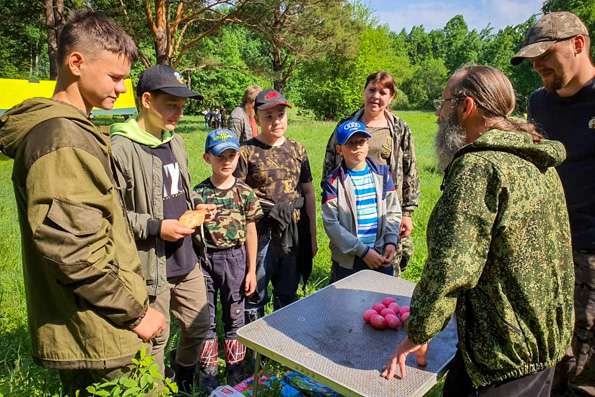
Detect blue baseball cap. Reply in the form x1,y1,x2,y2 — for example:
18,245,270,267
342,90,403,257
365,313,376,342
336,120,371,145
205,128,240,155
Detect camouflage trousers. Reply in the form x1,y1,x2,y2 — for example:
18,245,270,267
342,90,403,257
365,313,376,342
393,234,413,277
553,250,595,397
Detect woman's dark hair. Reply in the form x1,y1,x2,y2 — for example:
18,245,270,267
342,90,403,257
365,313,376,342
364,71,396,96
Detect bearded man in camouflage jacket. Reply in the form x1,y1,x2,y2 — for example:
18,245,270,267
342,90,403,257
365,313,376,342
382,65,575,397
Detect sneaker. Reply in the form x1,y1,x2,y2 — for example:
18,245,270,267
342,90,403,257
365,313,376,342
226,363,246,386
199,365,219,394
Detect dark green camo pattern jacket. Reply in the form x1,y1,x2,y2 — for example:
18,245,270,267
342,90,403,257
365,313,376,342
408,129,574,387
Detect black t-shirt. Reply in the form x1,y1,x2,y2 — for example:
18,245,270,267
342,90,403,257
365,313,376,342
528,79,595,250
145,142,197,278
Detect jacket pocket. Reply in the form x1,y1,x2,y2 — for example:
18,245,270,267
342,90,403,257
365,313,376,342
35,199,105,268
46,198,102,237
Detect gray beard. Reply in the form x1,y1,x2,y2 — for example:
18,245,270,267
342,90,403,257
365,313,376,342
435,113,467,172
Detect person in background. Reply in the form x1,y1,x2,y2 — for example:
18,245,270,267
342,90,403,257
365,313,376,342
322,120,401,281
322,71,419,277
511,11,595,396
0,11,165,395
230,85,262,143
383,65,574,397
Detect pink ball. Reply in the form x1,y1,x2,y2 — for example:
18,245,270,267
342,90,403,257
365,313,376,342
385,314,401,329
380,308,395,317
388,302,400,314
400,311,410,323
382,297,397,307
364,309,378,323
370,314,387,330
399,306,410,316
363,309,377,323
372,303,386,314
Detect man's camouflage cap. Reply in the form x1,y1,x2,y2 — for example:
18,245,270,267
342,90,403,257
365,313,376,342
511,11,589,65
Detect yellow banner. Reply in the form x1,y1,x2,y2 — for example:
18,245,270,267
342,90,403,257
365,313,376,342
0,78,137,116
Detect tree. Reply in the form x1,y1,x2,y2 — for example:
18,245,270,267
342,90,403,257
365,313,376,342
240,0,358,92
44,0,64,79
0,0,47,79
292,23,412,119
184,25,268,112
115,0,250,66
401,57,448,109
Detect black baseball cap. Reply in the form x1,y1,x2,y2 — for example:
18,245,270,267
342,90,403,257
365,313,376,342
255,88,291,110
136,64,203,99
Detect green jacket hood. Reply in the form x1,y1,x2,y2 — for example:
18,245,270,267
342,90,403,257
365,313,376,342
456,129,566,171
0,98,94,159
110,118,173,148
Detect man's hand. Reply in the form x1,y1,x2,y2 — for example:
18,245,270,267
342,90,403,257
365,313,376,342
383,244,396,263
160,219,194,242
195,203,217,221
244,270,257,296
400,216,413,238
363,249,388,269
132,307,166,342
382,336,429,380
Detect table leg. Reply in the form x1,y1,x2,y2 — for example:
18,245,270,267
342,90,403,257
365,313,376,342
253,352,262,396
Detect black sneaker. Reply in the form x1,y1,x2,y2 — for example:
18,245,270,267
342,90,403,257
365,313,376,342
199,365,219,394
226,363,246,386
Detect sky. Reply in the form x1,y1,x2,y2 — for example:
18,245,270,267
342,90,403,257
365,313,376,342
364,0,544,33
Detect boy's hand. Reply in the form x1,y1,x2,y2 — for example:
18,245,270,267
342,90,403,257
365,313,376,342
383,244,396,263
400,216,413,238
311,235,318,257
133,307,166,342
244,271,257,296
195,203,217,221
363,249,388,269
160,219,194,241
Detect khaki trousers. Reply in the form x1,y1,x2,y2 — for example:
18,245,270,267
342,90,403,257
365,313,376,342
150,264,210,372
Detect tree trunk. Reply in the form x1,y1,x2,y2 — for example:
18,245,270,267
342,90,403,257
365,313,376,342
44,0,64,79
154,0,170,64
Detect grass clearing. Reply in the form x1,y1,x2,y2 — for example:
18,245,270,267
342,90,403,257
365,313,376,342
0,110,442,396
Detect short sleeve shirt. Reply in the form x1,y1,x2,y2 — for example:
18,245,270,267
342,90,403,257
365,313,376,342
194,178,263,249
234,137,313,203
367,126,392,166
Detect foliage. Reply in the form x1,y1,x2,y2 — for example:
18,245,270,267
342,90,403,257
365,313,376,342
543,0,595,54
291,17,413,119
183,25,268,113
85,347,176,397
238,0,360,92
400,57,448,110
0,0,47,79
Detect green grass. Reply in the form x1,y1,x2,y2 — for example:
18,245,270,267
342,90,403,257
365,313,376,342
0,110,443,396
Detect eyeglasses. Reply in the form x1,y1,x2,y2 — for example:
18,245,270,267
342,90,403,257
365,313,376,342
433,97,458,110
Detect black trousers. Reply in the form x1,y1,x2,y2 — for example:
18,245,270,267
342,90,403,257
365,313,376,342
442,350,555,397
203,245,246,339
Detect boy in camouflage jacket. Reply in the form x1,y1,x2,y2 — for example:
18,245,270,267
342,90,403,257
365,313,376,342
194,129,263,390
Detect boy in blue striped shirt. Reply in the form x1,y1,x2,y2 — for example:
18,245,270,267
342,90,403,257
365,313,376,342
322,120,402,282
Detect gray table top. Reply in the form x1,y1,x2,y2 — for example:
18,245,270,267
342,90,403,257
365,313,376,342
237,270,458,397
